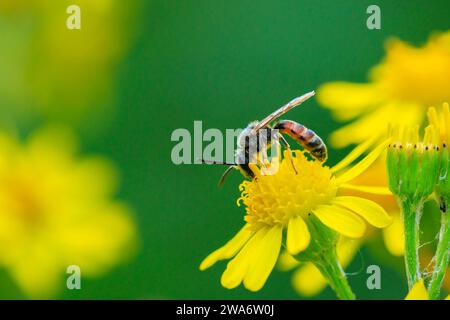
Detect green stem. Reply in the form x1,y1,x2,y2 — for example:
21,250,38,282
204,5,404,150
293,214,355,300
428,207,450,299
313,250,356,300
400,199,423,288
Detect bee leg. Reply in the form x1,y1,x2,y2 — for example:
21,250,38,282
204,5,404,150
278,134,298,175
256,152,269,169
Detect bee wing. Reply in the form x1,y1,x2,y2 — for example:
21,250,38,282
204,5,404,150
254,91,315,131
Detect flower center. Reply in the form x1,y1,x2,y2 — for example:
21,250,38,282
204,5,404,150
372,35,450,106
3,173,44,225
237,151,337,230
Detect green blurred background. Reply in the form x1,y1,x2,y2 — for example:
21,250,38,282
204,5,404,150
0,0,449,299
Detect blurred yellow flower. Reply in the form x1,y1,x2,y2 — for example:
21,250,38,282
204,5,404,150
318,31,450,148
0,127,137,297
405,280,450,300
200,142,392,292
405,280,429,300
318,48,450,291
0,0,138,123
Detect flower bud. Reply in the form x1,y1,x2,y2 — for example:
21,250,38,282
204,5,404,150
387,125,440,202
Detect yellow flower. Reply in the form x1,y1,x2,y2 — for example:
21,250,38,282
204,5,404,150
0,127,137,297
279,157,406,298
405,280,450,300
278,237,360,297
318,31,450,148
200,142,392,292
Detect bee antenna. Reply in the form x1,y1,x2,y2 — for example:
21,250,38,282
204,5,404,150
218,166,235,187
198,158,236,166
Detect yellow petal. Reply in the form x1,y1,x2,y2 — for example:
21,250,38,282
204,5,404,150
427,107,439,131
9,243,62,298
339,183,392,195
405,280,429,300
329,105,392,148
317,82,380,117
199,225,254,271
286,216,310,255
382,213,404,256
330,102,423,149
292,262,328,297
243,225,283,292
312,205,366,238
332,196,392,228
57,203,137,275
334,139,390,185
331,136,378,173
199,250,222,272
220,227,268,289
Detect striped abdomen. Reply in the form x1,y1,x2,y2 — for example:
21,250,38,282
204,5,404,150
274,120,327,161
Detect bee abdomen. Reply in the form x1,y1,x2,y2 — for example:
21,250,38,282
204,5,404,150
274,120,327,162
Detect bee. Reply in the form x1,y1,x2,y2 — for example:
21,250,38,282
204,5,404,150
205,91,327,185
